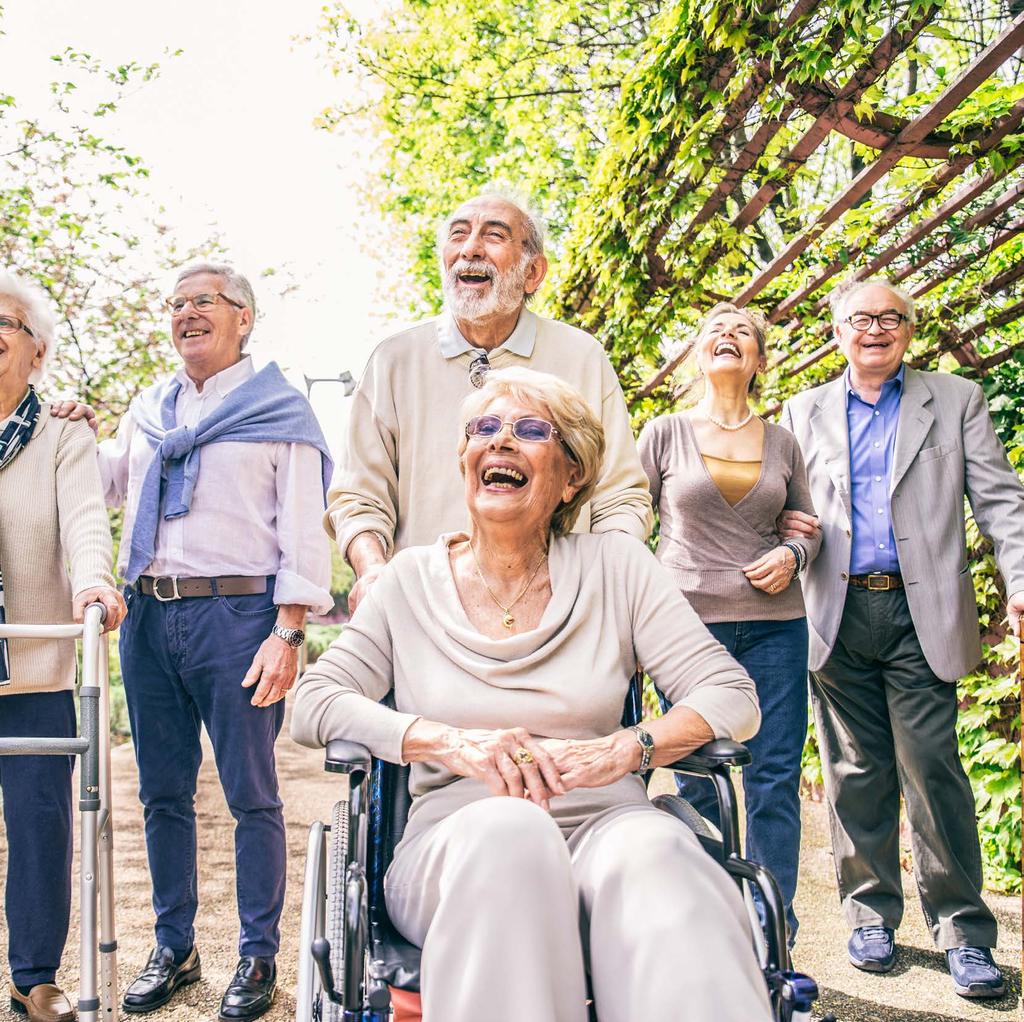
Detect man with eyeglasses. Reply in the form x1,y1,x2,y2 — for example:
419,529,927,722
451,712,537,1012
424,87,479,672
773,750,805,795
328,191,652,613
94,263,332,1020
778,278,1024,999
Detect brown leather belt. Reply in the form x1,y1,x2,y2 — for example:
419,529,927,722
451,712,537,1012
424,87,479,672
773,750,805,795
849,573,903,591
137,575,268,601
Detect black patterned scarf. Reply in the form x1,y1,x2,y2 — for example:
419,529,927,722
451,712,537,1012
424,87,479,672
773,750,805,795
0,386,41,685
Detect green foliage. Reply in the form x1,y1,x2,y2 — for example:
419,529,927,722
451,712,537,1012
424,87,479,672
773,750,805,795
325,0,1024,889
0,23,214,430
306,623,344,664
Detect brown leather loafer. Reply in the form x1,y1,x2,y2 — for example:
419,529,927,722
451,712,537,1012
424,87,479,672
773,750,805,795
9,983,77,1022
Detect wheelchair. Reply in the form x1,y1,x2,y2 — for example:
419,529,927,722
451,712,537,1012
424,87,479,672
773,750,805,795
296,679,830,1022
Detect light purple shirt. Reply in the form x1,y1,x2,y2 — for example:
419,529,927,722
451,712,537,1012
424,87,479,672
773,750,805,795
846,365,904,574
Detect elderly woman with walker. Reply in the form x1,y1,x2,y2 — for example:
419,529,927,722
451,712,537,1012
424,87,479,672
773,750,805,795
0,271,125,1022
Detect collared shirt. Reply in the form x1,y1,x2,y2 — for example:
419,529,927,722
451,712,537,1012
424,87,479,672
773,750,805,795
846,365,904,574
436,307,538,360
99,356,333,613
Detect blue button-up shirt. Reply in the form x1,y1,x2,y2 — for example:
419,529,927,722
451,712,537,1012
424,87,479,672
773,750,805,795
847,365,904,574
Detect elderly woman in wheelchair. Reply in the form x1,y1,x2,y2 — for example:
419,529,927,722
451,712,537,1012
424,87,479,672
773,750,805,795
293,367,775,1021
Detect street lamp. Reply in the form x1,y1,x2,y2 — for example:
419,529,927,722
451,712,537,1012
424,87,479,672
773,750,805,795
304,371,356,398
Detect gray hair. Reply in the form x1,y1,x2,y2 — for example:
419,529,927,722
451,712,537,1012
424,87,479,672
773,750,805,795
436,190,546,260
457,367,604,538
175,262,257,348
0,271,57,384
829,277,917,327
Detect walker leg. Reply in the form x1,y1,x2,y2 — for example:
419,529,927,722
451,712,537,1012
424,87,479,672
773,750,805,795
98,637,118,1020
78,609,103,1022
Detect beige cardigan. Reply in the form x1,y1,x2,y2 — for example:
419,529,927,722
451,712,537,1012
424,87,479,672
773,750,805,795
325,311,653,557
292,531,759,812
0,408,115,695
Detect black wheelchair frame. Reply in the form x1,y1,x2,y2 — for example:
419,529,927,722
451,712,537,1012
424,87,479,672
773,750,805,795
297,680,828,1022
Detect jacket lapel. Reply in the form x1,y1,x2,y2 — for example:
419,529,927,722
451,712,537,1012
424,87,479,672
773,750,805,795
811,377,852,524
890,368,935,494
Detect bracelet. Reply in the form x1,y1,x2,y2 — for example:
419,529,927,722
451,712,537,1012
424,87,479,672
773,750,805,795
782,541,804,579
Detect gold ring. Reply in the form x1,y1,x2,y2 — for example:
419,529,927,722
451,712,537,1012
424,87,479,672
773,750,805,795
513,747,534,765
768,583,778,592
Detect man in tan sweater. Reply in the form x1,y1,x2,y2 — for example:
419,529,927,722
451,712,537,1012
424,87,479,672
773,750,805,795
327,192,653,610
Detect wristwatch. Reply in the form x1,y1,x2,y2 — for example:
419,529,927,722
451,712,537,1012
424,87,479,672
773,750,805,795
630,725,655,773
271,624,306,648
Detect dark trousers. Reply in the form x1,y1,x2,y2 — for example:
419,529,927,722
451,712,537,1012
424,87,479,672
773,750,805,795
811,586,996,950
0,691,75,987
667,617,809,942
119,586,286,957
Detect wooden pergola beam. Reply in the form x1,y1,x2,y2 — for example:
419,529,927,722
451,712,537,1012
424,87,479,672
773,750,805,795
734,12,1024,307
677,8,939,286
644,0,819,277
910,215,1024,298
891,177,1024,284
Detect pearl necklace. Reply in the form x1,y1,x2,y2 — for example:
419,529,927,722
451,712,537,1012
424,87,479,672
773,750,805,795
704,408,754,431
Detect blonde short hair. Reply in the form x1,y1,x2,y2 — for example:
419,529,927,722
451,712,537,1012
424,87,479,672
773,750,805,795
457,367,605,537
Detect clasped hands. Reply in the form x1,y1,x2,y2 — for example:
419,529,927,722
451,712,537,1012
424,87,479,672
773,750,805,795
403,721,640,811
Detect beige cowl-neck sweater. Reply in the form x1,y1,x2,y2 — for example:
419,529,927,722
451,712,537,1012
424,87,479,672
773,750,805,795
0,408,115,694
292,531,759,811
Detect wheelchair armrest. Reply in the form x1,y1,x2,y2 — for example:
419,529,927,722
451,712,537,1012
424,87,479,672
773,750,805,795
325,739,372,776
664,738,751,773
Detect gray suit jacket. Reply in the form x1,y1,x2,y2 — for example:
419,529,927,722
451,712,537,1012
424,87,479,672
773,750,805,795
781,367,1024,681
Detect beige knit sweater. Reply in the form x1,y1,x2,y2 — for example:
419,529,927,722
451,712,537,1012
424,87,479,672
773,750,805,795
326,312,653,557
0,408,115,695
292,531,759,815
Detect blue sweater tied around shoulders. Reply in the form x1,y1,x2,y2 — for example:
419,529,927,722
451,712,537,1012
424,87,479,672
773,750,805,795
125,361,333,583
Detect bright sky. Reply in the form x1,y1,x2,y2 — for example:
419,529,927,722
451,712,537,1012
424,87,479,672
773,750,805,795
2,0,403,449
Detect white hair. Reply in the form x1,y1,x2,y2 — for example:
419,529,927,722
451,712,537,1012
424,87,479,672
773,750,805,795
175,262,257,348
0,271,57,384
829,277,917,327
436,189,546,258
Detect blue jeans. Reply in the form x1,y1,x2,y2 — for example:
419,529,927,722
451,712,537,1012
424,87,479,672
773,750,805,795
120,584,286,957
663,617,808,942
0,691,75,987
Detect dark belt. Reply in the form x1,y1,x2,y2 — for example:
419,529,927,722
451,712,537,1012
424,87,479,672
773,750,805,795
848,573,903,591
137,575,269,602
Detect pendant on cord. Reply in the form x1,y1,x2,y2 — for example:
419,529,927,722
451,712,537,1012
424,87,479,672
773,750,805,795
502,613,514,630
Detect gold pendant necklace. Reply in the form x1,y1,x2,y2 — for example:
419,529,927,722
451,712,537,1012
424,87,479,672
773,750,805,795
470,543,548,630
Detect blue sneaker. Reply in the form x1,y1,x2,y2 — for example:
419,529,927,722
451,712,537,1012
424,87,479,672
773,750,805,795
947,946,1005,999
847,926,896,972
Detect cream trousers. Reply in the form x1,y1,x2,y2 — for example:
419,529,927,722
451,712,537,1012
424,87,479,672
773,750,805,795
385,778,772,1022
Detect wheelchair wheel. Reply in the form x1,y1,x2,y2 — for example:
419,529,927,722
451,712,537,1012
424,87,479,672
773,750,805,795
325,799,349,1022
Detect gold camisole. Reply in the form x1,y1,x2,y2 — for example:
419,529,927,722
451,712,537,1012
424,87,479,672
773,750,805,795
701,454,762,507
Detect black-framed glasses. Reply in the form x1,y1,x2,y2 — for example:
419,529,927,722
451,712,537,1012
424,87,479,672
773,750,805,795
0,315,34,338
845,311,907,331
164,292,244,315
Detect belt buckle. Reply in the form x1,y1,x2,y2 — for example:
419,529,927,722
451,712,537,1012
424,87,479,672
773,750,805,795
152,576,181,602
866,574,890,591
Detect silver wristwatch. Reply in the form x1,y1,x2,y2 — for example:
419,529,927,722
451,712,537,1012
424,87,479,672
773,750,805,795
271,624,305,648
630,725,655,773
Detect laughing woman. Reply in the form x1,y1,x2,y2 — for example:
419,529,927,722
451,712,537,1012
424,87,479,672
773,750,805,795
294,368,772,1022
0,272,124,1022
638,302,821,945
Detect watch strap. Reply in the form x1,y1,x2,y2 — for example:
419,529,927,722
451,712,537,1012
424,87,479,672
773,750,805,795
271,624,305,648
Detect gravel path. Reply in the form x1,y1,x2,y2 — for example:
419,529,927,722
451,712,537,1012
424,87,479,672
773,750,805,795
1,717,1018,1021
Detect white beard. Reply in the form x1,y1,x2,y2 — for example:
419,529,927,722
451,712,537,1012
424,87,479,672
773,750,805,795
442,256,530,324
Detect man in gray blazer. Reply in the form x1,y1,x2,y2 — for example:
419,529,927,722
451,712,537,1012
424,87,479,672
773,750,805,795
779,278,1024,1000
